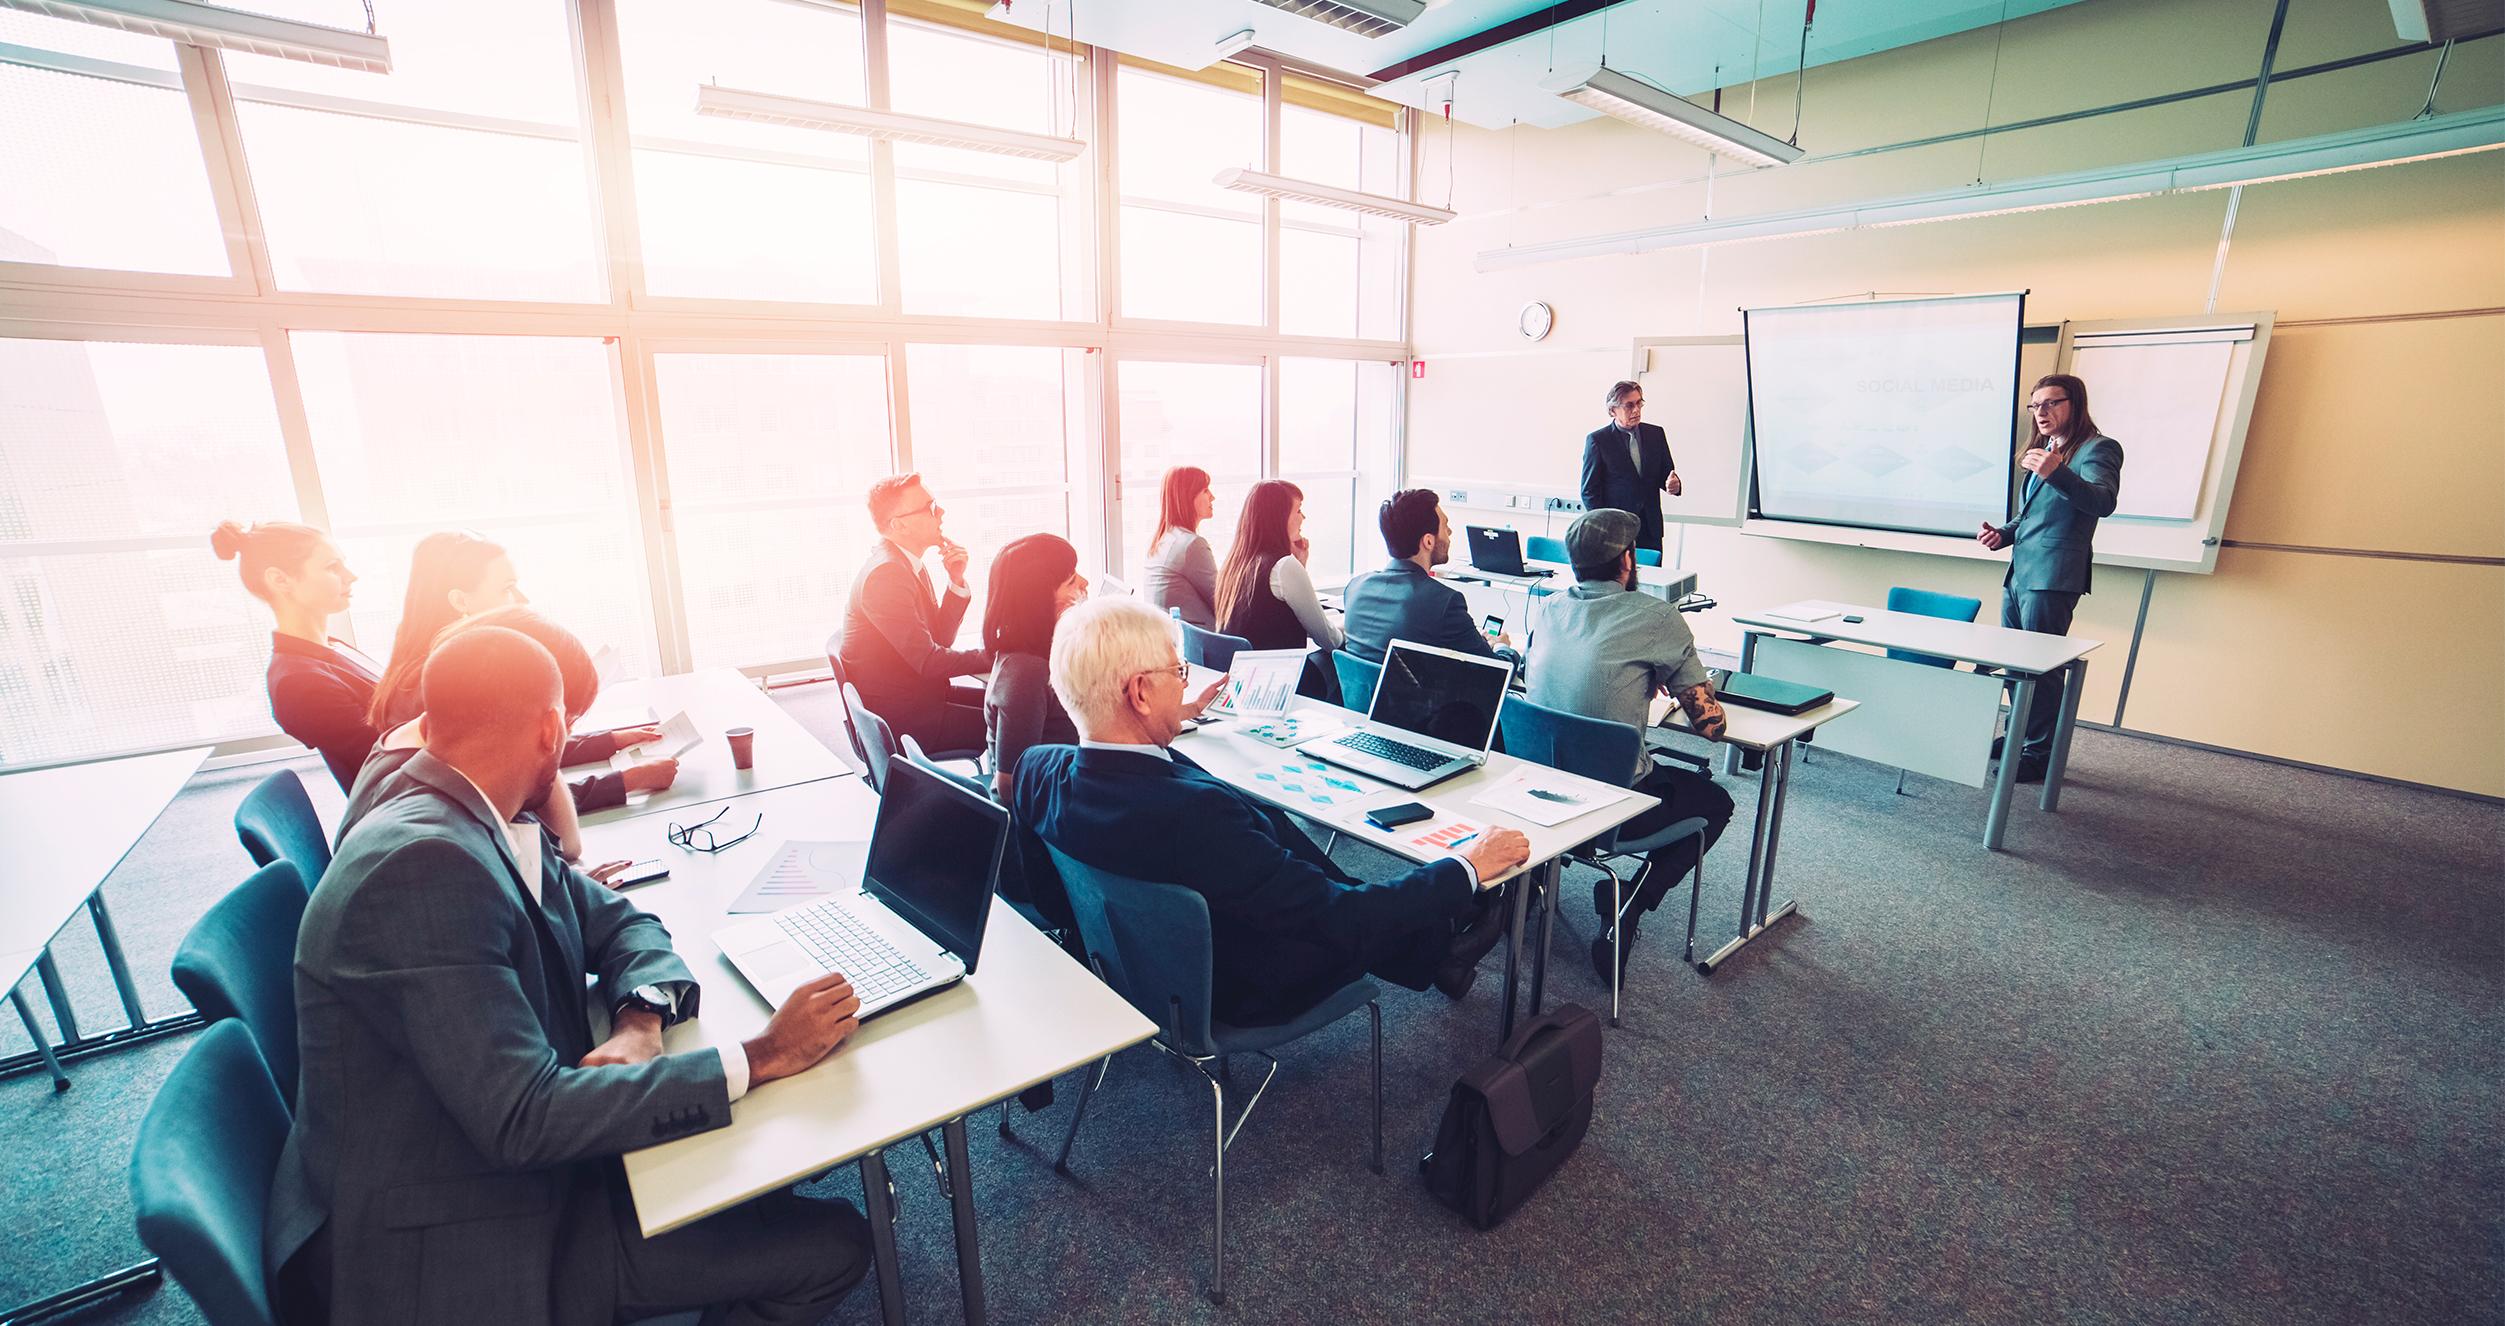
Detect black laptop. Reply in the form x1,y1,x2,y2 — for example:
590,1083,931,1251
1465,526,1553,578
1712,670,1834,716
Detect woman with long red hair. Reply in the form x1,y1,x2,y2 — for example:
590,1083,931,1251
1141,465,1218,628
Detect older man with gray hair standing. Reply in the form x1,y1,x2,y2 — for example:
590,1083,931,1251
1010,596,1529,1024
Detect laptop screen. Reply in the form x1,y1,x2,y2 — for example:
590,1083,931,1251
1369,641,1513,753
1466,525,1519,571
863,758,1004,971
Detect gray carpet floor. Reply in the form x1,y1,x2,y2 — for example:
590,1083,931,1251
4,689,2498,1325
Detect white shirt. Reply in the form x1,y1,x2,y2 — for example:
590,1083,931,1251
439,762,749,1102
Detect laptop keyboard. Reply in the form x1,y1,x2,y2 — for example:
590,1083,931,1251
1333,730,1450,771
775,899,929,1002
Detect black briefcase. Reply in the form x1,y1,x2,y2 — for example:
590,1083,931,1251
1419,1003,1603,1230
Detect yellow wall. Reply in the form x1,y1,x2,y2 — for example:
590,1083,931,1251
1406,0,2505,795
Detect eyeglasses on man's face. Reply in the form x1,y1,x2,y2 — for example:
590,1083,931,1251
667,805,762,854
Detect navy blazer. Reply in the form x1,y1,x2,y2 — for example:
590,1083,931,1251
1340,560,1496,665
837,540,989,733
268,750,723,1326
1579,421,1677,551
266,632,380,792
1997,434,2124,594
1013,744,1474,1027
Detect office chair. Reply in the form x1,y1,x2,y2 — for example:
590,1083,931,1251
130,1021,289,1326
233,769,328,890
1179,621,1251,673
1331,650,1383,715
1524,534,1569,564
822,633,875,772
1499,696,1710,1024
170,861,307,1110
1633,547,1663,567
900,734,988,799
1047,846,1382,1306
839,679,983,795
1883,586,1984,794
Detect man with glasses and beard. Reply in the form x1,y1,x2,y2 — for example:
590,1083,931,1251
269,626,871,1326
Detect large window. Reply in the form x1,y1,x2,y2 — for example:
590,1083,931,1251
653,352,893,670
0,339,297,765
1117,63,1262,325
1116,360,1261,580
905,344,1088,640
1280,96,1405,341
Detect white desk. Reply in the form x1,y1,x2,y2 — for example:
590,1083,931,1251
1729,606,2100,851
1175,699,1653,1043
1651,697,1858,974
585,778,1152,1326
1,747,209,1091
575,669,852,827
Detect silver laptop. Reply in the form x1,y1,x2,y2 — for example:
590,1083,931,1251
1299,639,1514,790
714,758,1003,1019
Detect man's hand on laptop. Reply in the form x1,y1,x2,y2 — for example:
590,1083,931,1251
1183,673,1229,722
743,971,862,1087
1465,828,1531,884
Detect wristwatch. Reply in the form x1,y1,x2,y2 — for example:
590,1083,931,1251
615,983,681,1027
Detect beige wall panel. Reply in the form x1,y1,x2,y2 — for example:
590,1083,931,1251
1404,348,1623,482
2213,158,2505,318
2127,551,2505,795
2222,315,2505,556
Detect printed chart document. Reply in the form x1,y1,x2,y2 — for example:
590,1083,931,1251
1244,757,1380,814
612,710,699,771
1470,768,1633,827
1762,599,1855,624
729,840,870,914
1400,813,1493,859
1234,712,1347,749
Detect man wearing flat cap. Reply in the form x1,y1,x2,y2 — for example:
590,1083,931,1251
1524,508,1735,983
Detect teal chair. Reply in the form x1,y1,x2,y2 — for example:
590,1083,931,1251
843,682,982,793
171,861,307,1109
1499,695,1710,1025
1633,547,1663,567
1883,586,1984,794
234,770,328,891
1046,846,1382,1305
1180,621,1251,673
1524,534,1569,565
1332,650,1383,715
128,1020,288,1326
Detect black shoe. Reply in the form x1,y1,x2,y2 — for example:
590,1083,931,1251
1435,902,1510,1000
2015,755,2048,784
1989,736,2006,760
1589,913,1640,985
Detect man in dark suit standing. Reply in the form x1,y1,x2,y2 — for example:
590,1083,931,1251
1013,597,1527,1022
838,472,991,751
268,626,870,1326
1580,379,1682,553
1977,373,2124,783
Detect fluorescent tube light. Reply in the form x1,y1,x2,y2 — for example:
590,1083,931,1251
695,84,1085,163
1477,102,2505,271
1215,167,1457,225
0,0,388,70
1541,64,1802,168
1211,28,1256,65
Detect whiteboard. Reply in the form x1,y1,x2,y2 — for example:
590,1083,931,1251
2068,336,2236,520
1635,336,1749,527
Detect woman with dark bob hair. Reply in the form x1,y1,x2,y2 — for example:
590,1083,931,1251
981,533,1090,802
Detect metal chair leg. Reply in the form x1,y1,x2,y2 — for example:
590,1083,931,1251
998,1099,1013,1138
10,987,68,1092
1322,830,1339,856
1053,1055,1109,1175
1367,1000,1384,1175
1894,767,1910,796
1207,1071,1227,1306
1598,861,1625,1027
1684,844,1707,968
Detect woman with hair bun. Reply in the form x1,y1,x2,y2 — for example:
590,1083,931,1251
213,519,378,791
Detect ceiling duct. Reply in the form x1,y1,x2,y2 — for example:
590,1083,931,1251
1248,0,1427,40
2386,0,2505,41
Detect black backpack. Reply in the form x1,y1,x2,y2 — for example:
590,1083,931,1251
1419,1003,1603,1229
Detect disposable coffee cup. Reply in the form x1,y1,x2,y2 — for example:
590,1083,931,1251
725,726,755,770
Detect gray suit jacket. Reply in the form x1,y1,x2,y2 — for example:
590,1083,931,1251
266,751,729,1326
837,539,987,735
1340,560,1497,664
1998,434,2123,594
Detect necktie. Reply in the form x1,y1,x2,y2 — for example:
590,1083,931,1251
1626,427,1642,478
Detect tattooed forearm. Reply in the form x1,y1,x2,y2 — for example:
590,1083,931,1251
1676,683,1728,742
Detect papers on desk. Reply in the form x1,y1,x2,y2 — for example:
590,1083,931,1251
612,710,700,771
1233,712,1346,749
1469,768,1633,827
729,840,869,913
1400,813,1493,859
1762,599,1856,625
573,700,656,740
1244,757,1380,813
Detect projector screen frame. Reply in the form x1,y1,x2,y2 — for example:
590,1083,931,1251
1741,290,2031,539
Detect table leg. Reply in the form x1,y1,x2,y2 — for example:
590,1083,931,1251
35,952,79,1044
1722,632,1759,776
88,894,149,1027
1699,738,1805,971
1700,742,1781,974
1495,867,1534,1045
858,1149,906,1326
1983,675,2035,851
2040,659,2088,812
1753,741,1802,935
941,1117,986,1326
10,988,69,1091
1525,861,1558,1022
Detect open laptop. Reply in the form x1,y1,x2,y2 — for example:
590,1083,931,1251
1465,525,1553,578
713,757,1003,1018
1299,639,1514,790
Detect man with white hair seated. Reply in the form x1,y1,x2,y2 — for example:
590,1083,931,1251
1012,597,1531,1026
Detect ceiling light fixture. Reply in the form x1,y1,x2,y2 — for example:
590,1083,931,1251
1248,0,1426,40
1541,64,1803,168
0,0,389,70
695,84,1086,163
1210,27,1257,66
1477,102,2505,271
1215,167,1457,225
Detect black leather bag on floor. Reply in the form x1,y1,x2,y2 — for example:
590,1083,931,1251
1419,1002,1603,1230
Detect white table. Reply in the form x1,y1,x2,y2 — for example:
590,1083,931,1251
1651,696,1858,974
574,669,853,827
1729,605,2100,851
1,747,210,1091
1175,700,1654,1044
584,778,1153,1326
